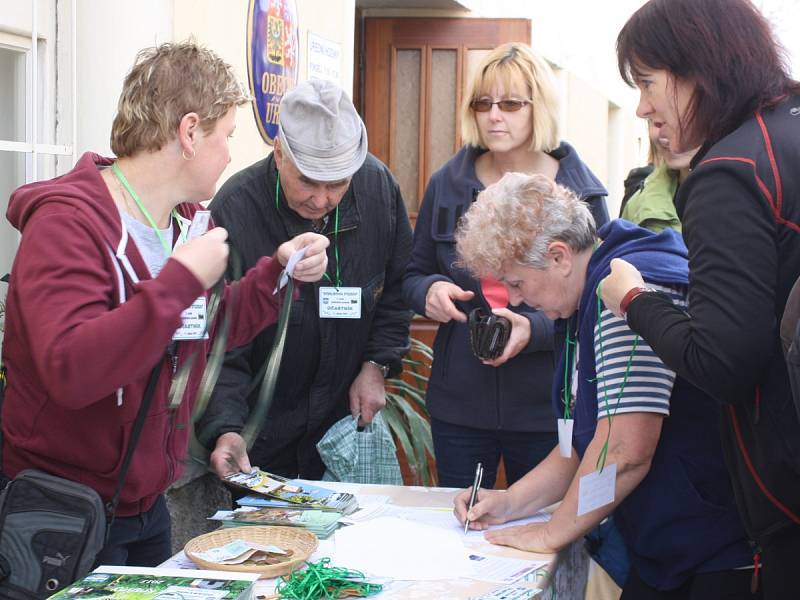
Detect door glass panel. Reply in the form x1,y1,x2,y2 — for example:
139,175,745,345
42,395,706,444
393,48,420,214
0,151,24,276
428,49,456,179
0,46,26,143
465,49,490,95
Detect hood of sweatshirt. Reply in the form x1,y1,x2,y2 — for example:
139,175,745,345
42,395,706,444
7,152,123,249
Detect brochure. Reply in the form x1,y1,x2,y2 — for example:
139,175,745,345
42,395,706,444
48,565,259,599
225,470,358,514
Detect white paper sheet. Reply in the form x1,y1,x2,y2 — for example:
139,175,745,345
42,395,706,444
333,516,473,580
340,504,551,540
466,553,549,583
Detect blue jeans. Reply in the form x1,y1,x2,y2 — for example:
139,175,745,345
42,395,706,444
431,417,556,488
94,495,172,567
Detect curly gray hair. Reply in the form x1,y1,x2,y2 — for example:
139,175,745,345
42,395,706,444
456,172,596,276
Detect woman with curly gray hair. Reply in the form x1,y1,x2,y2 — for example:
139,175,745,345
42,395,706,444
454,172,755,598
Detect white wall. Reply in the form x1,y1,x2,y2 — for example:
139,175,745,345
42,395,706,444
74,0,174,158
174,0,356,188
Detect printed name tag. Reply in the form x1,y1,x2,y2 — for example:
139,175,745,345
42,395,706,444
173,296,209,340
319,287,362,319
577,463,617,516
557,419,574,458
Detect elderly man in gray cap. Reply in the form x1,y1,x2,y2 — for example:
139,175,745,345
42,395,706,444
197,79,412,480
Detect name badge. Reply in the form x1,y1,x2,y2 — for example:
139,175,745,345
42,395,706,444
173,296,209,340
557,418,574,458
576,463,617,516
319,287,362,319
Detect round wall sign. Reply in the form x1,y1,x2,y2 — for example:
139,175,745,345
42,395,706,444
247,0,299,145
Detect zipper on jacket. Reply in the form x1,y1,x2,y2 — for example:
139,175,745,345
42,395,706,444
750,545,761,594
168,341,178,375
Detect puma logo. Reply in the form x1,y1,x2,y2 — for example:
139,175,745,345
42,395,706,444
42,552,70,567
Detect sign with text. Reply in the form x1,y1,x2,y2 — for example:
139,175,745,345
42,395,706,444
307,32,341,84
247,0,299,145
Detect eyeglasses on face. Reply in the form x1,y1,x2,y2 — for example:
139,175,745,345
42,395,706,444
470,98,532,113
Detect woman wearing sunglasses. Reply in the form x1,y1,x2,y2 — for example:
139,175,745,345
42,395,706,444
402,42,609,491
601,0,800,596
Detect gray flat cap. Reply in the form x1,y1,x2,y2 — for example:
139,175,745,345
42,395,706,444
277,79,368,182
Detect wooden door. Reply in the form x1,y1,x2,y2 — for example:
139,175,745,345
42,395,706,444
360,17,529,351
361,17,530,229
360,18,531,488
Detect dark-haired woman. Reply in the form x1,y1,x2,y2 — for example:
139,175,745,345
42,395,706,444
601,0,800,596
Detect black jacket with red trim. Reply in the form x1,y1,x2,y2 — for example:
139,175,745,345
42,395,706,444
626,95,800,544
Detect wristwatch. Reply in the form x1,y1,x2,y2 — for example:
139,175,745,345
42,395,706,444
620,286,657,316
367,360,391,379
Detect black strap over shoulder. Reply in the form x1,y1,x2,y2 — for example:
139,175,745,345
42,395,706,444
104,362,161,538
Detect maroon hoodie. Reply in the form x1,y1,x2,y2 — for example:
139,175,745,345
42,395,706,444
1,152,284,516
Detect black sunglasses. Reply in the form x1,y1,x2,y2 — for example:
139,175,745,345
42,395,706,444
470,99,532,113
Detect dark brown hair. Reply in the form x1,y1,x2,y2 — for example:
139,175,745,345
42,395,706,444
617,0,800,147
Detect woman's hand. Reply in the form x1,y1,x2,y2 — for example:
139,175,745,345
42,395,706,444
600,258,646,317
425,281,475,323
172,226,230,289
485,521,560,554
277,232,330,283
453,487,511,531
481,308,531,367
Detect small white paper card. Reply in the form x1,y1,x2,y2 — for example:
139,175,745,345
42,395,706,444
173,296,209,340
319,286,362,318
186,210,211,240
277,246,308,291
557,418,573,458
577,463,617,516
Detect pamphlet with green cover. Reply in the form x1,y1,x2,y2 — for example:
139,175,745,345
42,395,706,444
209,506,341,538
48,565,259,599
224,471,357,514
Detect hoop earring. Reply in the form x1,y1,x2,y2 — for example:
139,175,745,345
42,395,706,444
182,147,196,161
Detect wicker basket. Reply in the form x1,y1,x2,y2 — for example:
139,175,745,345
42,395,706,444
184,526,319,579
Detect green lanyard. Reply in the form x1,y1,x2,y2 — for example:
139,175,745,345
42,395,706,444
112,162,183,257
562,324,576,420
275,171,341,288
594,281,639,471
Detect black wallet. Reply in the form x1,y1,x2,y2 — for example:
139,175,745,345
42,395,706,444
468,308,512,360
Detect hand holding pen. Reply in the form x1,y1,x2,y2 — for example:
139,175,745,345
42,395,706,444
463,462,484,533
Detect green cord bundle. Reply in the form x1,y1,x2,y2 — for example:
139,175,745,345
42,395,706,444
275,558,383,599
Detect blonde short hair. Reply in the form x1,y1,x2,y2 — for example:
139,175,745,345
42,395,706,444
456,172,595,276
460,42,560,152
111,40,249,157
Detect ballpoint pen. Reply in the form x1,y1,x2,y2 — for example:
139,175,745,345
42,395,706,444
464,462,484,534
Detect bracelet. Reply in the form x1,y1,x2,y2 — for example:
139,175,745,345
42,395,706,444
619,286,655,316
366,360,390,379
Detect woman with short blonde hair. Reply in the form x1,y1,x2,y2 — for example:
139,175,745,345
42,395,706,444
460,43,560,152
0,40,328,571
402,41,608,491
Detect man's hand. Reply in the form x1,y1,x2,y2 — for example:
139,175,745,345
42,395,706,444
481,308,531,367
349,361,387,427
425,281,475,323
210,432,253,479
485,521,560,554
276,232,330,282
